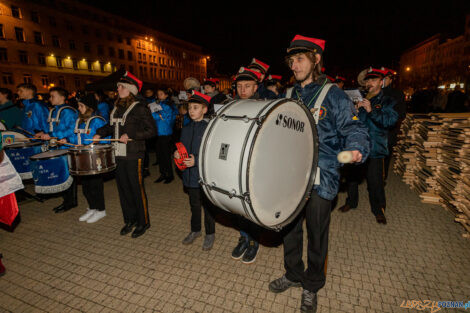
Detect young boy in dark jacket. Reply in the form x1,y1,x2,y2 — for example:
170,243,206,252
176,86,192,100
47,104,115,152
174,91,215,250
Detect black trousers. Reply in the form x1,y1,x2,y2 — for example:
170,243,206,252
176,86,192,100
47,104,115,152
82,175,105,211
187,187,215,234
156,135,173,178
62,179,77,207
283,190,331,293
345,158,386,216
144,136,157,169
115,158,150,227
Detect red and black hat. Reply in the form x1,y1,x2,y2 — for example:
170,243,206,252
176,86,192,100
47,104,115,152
266,75,282,86
335,76,346,83
203,78,219,87
235,67,262,82
287,35,326,56
247,58,270,75
364,67,388,80
326,75,335,82
189,90,211,106
381,67,397,77
118,71,143,95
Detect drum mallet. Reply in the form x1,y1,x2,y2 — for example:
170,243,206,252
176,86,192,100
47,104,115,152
337,151,354,164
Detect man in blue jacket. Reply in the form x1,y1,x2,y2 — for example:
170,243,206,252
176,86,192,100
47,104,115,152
268,35,370,313
339,68,398,225
17,83,49,137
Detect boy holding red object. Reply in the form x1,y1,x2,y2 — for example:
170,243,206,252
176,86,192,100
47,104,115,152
174,91,216,250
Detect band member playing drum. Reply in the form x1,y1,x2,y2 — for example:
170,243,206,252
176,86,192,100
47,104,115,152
16,83,49,137
268,35,370,313
176,91,216,250
230,66,264,264
338,68,398,224
41,87,79,213
94,72,157,238
67,94,110,223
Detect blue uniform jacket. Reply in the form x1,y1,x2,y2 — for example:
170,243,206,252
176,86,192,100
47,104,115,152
152,99,176,136
182,114,191,127
285,77,370,200
21,98,49,135
358,91,398,158
49,104,78,149
258,83,278,100
97,102,110,122
68,116,110,145
180,120,207,188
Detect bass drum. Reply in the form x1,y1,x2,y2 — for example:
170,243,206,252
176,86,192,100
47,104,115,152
199,98,318,230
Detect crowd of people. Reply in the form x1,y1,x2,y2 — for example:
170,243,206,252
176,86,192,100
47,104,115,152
0,34,416,313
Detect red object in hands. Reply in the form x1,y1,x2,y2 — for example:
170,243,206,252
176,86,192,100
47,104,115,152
0,193,19,226
174,142,189,170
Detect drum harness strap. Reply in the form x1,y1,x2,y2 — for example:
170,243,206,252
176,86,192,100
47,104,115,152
47,106,77,133
74,116,106,145
110,102,139,156
288,80,334,186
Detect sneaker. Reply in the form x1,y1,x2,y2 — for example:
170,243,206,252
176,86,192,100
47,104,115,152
241,241,259,264
231,236,248,260
202,234,215,251
79,209,96,222
269,275,302,293
182,231,202,245
300,289,317,313
86,210,106,223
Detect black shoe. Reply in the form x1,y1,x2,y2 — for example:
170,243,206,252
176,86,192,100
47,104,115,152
241,241,259,264
120,222,136,235
163,177,174,184
301,289,317,313
53,203,64,212
269,275,302,293
131,224,150,238
231,236,248,260
154,175,165,183
55,204,73,213
338,204,352,212
376,213,387,224
0,253,5,277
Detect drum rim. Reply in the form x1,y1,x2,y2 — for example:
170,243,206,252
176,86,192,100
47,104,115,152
70,165,116,175
30,149,69,160
68,144,113,151
3,141,44,148
245,98,319,229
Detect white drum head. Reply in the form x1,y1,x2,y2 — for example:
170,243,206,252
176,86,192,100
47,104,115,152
248,100,316,227
1,131,27,145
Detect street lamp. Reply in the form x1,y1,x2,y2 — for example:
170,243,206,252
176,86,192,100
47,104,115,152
406,67,411,72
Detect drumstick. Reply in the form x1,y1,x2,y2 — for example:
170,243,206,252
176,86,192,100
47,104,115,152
14,126,35,137
85,138,133,142
337,151,354,164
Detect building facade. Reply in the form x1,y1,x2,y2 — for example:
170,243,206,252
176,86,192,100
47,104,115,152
0,0,208,93
400,14,470,93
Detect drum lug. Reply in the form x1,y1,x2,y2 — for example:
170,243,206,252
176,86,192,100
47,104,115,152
220,114,265,124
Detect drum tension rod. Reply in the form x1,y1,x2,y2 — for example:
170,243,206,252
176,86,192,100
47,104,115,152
220,114,266,125
199,180,251,203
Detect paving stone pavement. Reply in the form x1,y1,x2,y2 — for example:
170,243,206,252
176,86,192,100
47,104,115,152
1,163,469,313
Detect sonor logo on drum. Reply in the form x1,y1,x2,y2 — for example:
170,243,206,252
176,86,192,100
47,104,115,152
275,114,305,133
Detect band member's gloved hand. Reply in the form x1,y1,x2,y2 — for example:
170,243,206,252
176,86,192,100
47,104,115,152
183,154,195,167
350,150,363,163
92,134,101,144
174,151,180,159
41,133,51,140
119,133,130,144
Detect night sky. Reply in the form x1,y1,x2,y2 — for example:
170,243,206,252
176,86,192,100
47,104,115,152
83,0,469,81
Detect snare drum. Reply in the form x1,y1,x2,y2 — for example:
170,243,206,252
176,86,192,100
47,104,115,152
199,98,318,230
68,144,116,175
3,141,46,179
1,131,27,146
30,150,73,194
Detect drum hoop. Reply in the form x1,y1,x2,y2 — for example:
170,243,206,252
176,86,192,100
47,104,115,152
70,166,116,176
245,98,319,229
68,146,113,153
237,99,278,222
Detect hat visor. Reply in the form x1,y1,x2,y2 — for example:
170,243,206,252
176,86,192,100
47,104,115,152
286,47,319,56
235,75,257,82
364,74,383,80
